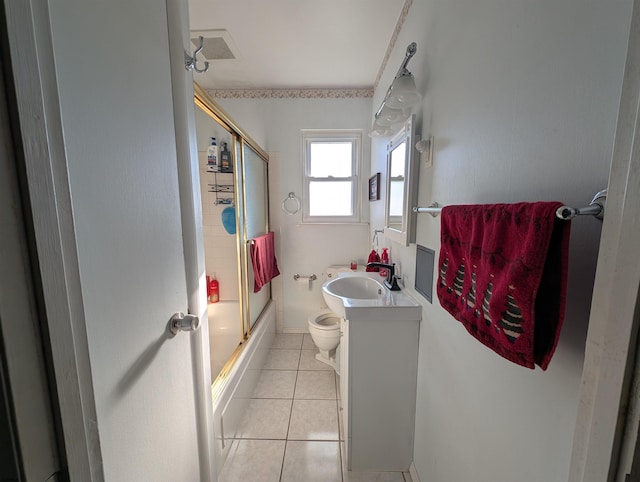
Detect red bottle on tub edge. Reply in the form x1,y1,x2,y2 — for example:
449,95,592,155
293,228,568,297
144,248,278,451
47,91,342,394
207,275,220,303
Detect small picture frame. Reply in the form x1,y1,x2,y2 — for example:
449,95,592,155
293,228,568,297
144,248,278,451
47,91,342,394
369,173,381,201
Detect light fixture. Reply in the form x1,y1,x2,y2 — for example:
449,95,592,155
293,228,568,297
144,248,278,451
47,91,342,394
386,71,422,109
368,125,395,138
376,105,410,126
370,42,422,137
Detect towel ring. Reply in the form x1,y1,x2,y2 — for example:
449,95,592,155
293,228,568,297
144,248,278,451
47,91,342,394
281,192,301,215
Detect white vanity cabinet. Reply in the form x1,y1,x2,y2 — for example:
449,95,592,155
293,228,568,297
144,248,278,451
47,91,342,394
340,314,420,472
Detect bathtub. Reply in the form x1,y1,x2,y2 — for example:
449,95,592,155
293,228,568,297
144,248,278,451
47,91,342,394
209,300,275,476
207,300,243,381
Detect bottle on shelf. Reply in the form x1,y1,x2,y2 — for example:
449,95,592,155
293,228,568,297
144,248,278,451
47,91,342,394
208,274,219,303
379,248,389,278
207,137,218,172
220,142,232,173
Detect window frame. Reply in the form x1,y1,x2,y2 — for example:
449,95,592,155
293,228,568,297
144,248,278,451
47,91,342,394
301,129,362,224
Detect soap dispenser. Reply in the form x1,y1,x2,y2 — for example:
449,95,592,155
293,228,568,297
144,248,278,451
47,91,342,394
366,249,380,272
379,248,389,277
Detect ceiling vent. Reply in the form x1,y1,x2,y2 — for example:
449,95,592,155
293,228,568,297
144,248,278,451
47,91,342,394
190,29,239,61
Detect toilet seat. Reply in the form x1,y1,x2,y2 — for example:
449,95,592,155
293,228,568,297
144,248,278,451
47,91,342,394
308,309,341,373
309,310,340,331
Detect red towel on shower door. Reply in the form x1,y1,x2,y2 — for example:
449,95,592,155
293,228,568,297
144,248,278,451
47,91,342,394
436,202,571,369
250,232,281,293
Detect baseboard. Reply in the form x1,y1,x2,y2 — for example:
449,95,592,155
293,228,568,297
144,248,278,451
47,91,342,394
409,461,421,482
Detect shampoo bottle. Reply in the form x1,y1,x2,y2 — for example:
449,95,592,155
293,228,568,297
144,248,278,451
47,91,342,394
379,248,389,277
207,137,218,171
208,274,219,303
220,142,232,172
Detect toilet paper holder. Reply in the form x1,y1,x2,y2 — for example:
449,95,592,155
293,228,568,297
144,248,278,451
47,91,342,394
293,274,317,281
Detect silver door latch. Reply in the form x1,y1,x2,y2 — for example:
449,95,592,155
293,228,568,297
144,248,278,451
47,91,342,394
169,312,200,336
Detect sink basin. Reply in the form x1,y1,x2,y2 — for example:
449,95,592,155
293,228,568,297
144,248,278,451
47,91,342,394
322,276,385,316
321,272,421,321
324,276,385,300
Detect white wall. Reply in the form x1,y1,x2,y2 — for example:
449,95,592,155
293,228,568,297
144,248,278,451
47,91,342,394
213,96,372,332
370,1,632,481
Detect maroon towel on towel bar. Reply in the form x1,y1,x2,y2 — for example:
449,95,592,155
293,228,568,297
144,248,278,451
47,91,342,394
436,202,571,370
250,232,281,293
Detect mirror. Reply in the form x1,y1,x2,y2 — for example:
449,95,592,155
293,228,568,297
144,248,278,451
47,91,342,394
384,116,419,246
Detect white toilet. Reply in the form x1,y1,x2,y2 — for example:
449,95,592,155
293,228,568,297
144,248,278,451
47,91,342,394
308,309,341,371
307,265,357,371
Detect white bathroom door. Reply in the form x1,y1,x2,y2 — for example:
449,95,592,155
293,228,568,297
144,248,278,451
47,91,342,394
3,0,213,481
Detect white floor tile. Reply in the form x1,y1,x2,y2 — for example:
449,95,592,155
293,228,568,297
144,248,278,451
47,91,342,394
299,349,334,371
294,370,337,400
281,441,342,482
218,439,285,482
252,370,297,398
302,333,316,349
272,333,304,349
263,348,301,370
288,399,339,441
236,399,292,439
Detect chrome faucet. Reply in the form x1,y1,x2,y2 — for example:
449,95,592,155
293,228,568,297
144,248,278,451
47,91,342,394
365,262,401,291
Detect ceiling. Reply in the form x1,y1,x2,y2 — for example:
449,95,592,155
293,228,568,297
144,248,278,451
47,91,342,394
187,0,407,91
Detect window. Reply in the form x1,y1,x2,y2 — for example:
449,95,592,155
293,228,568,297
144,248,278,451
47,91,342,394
302,130,361,223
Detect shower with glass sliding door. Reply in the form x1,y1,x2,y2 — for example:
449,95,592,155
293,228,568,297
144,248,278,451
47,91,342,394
193,84,272,391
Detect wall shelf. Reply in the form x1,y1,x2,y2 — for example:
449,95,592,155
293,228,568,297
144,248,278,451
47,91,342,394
207,170,235,206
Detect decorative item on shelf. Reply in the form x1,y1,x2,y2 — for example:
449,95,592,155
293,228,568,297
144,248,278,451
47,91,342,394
369,43,423,138
369,173,381,201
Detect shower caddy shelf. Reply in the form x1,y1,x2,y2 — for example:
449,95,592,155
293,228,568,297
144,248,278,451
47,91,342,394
207,170,235,206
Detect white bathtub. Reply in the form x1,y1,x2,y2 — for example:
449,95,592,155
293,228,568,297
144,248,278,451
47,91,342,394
210,300,275,476
207,300,242,381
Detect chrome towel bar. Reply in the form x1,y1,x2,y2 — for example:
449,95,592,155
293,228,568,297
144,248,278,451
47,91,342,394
413,189,607,221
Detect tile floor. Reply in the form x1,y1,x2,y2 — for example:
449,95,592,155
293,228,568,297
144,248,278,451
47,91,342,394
219,333,412,482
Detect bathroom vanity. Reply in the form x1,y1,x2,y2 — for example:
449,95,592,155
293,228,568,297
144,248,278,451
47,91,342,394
323,273,421,472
